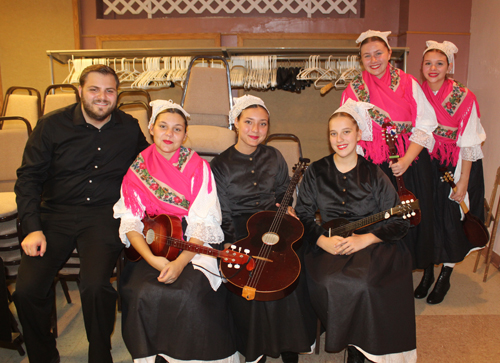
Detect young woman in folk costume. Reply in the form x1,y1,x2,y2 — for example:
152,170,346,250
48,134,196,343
341,30,438,288
295,100,415,363
418,41,486,304
113,100,239,363
210,95,317,363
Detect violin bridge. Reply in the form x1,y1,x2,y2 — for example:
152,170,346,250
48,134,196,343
242,286,256,301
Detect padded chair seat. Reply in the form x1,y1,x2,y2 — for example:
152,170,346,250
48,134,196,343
43,94,78,115
183,125,235,153
0,193,17,218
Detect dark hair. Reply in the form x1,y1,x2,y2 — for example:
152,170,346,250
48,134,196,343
359,36,391,52
237,104,270,122
154,108,188,129
79,65,120,89
329,112,359,130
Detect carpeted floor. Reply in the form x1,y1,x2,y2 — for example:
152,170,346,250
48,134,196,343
1,252,498,362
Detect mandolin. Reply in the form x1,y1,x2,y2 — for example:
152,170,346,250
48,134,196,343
382,121,421,225
322,199,420,237
125,213,252,267
220,158,310,302
440,170,489,248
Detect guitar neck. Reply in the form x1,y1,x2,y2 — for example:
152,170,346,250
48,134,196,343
166,237,220,258
278,162,307,213
449,185,470,214
384,124,408,192
329,206,400,236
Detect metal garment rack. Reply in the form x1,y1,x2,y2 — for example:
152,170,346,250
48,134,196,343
46,47,409,85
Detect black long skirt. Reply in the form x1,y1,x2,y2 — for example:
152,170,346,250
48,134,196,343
431,158,485,263
227,214,317,362
305,241,416,355
380,148,435,269
119,259,238,361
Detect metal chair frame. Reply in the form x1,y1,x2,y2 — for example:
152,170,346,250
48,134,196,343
180,55,233,119
42,84,80,115
1,86,42,120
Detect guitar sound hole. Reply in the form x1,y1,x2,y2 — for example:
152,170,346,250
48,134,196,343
262,232,279,246
146,229,155,245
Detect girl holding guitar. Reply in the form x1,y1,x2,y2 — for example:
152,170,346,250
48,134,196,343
113,100,239,363
341,30,439,297
210,95,317,363
296,100,415,363
420,41,487,304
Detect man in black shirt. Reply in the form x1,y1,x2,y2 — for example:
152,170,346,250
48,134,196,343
14,65,150,363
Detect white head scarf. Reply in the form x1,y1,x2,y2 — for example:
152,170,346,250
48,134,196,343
148,99,190,129
356,30,392,50
332,100,374,156
229,95,270,125
423,40,458,74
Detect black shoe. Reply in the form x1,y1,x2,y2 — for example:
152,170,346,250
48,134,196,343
155,355,168,363
258,355,267,363
347,346,365,363
414,265,435,299
281,351,298,363
427,266,453,304
50,353,61,363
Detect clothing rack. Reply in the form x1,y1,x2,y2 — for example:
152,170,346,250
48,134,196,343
47,46,409,85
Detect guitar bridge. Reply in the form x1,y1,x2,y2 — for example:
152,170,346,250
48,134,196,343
242,286,256,301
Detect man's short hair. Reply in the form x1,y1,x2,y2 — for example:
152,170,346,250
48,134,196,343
79,64,120,89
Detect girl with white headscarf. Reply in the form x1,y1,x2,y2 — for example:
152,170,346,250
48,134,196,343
113,100,239,363
296,100,415,363
417,41,487,304
210,95,317,363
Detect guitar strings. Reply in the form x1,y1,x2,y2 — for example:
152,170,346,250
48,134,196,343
246,164,303,289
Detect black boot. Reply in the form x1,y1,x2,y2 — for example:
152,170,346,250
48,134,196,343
347,346,365,363
281,351,298,363
427,266,453,304
414,265,435,299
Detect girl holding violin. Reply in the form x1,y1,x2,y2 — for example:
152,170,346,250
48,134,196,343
114,100,239,363
418,41,486,304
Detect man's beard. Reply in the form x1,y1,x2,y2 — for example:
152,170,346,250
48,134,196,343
81,95,115,122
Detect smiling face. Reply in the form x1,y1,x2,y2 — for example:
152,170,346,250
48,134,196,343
79,72,118,125
422,50,451,92
329,114,362,160
234,106,269,155
360,39,392,79
149,111,187,160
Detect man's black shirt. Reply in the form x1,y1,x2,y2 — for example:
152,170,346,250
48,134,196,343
15,103,150,235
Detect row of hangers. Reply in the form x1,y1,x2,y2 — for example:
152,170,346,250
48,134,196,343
64,56,194,89
62,55,365,91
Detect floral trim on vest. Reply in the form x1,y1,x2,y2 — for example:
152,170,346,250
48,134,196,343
433,124,458,140
131,154,190,210
173,146,193,172
389,65,401,92
442,80,468,117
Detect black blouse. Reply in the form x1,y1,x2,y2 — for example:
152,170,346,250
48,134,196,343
210,144,289,244
296,154,409,248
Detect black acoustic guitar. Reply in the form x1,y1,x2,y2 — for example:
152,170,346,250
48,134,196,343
440,170,489,248
220,158,310,302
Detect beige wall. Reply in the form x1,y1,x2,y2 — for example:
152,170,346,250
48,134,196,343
0,0,75,101
469,0,500,255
